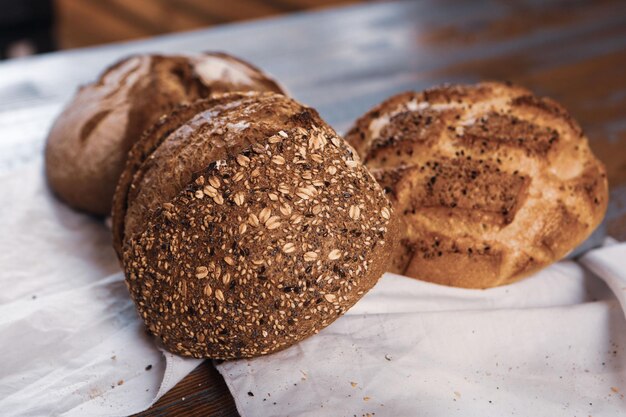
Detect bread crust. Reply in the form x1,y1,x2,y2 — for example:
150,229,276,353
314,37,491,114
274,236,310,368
45,53,285,216
346,82,608,288
112,92,316,257
116,92,396,358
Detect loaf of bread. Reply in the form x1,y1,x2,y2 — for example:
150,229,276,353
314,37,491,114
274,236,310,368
45,53,285,216
346,82,608,288
113,92,397,358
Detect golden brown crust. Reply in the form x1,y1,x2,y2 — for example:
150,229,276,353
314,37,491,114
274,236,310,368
346,82,608,288
45,53,285,216
119,93,396,358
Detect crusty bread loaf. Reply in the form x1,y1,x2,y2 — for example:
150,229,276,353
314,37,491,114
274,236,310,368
45,53,285,216
113,92,397,358
346,82,608,288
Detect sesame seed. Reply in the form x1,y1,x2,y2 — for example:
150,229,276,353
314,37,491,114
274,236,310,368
259,207,271,224
328,249,342,260
268,193,279,201
196,266,209,279
324,294,337,302
208,176,220,188
349,205,361,220
233,171,245,182
236,155,250,167
248,213,260,227
203,185,218,198
233,192,245,206
272,155,286,165
252,143,266,153
239,223,247,234
296,186,316,200
304,252,318,262
279,204,292,216
262,330,268,337
310,134,326,150
265,216,281,230
278,130,288,138
282,242,296,253
203,284,212,297
381,207,391,220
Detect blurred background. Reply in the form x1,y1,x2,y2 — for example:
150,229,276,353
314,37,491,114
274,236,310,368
0,0,362,59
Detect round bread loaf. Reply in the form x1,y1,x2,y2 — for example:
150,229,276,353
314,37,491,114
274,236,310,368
45,53,285,216
346,82,608,288
113,92,396,358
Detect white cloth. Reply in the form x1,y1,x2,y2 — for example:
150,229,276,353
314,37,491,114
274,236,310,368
216,247,626,416
0,161,202,416
2,161,626,417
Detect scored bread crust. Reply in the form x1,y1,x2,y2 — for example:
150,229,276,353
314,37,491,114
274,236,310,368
45,53,285,216
346,82,608,288
116,92,397,358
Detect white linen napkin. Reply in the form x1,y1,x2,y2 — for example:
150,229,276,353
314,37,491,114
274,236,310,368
2,160,625,417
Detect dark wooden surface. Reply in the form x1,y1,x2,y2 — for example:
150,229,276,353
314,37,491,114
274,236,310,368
53,0,362,49
0,0,625,415
134,363,237,417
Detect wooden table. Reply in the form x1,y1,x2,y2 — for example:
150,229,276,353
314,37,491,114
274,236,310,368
1,0,625,415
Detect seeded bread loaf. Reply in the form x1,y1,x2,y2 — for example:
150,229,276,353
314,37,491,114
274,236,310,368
45,53,285,216
346,82,608,288
113,92,397,358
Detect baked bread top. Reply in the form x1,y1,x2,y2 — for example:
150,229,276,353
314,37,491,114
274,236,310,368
115,92,397,358
112,92,310,256
346,82,608,288
45,53,284,216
